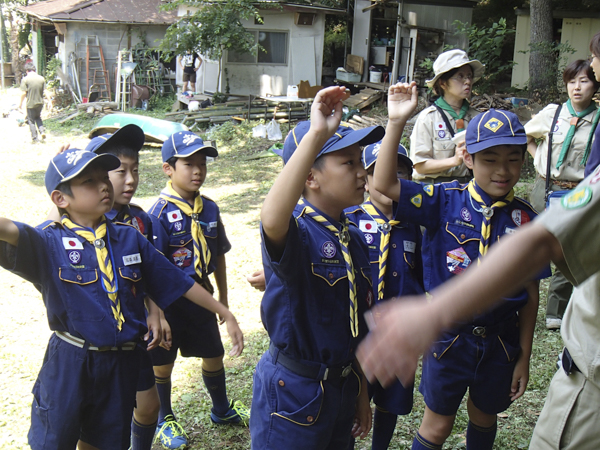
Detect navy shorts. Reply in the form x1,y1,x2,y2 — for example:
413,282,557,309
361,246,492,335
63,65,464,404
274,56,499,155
28,334,141,450
250,351,359,449
150,300,224,366
371,376,414,416
137,349,155,392
419,323,521,416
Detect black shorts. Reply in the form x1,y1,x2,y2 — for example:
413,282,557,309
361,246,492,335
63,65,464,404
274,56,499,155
137,349,155,392
149,300,224,366
182,72,196,83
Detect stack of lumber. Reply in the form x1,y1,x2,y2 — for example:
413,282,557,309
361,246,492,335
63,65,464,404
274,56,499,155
471,94,513,112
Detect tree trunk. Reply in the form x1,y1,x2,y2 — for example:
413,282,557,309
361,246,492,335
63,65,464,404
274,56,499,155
529,0,555,100
7,10,23,83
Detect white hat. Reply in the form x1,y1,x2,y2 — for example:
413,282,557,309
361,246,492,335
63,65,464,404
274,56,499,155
425,49,485,89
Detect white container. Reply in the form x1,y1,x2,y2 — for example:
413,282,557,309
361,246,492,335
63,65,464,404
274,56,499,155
286,85,299,98
369,71,382,83
336,69,361,83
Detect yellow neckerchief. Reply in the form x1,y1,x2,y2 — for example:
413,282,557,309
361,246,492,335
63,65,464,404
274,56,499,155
467,180,514,258
361,200,400,301
298,199,359,337
61,214,125,330
159,180,211,278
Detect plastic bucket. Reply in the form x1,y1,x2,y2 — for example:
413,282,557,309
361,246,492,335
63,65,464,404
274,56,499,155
369,71,382,83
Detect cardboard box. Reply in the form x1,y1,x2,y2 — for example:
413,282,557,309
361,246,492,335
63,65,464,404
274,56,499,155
297,80,323,98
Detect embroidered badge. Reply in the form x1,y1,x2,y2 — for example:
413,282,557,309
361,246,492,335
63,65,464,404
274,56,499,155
207,221,218,231
132,216,145,235
562,187,592,209
174,221,183,231
123,253,142,266
410,194,422,208
438,130,446,139
591,168,600,184
359,219,378,233
172,247,192,267
460,207,472,222
403,241,416,253
511,209,530,226
446,247,471,274
484,118,504,133
168,210,183,222
321,241,337,258
68,251,81,264
423,185,434,197
364,233,374,245
553,122,560,133
66,150,86,165
435,121,446,131
62,237,83,250
371,142,381,157
182,133,201,146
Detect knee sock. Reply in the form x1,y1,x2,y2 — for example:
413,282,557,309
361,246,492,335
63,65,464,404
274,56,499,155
202,367,230,415
372,407,398,450
412,432,443,450
155,375,173,423
131,417,157,450
466,420,497,450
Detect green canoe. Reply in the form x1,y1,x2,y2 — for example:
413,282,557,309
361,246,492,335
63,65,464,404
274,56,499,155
89,113,188,144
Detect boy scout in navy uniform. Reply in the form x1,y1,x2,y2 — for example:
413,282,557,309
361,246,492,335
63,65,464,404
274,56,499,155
0,148,243,450
148,131,248,450
345,141,424,449
252,86,383,449
86,126,166,450
372,83,550,450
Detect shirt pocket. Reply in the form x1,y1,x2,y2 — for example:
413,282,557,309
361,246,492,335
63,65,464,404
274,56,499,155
200,221,218,240
311,263,347,325
168,234,194,267
118,265,145,317
444,223,480,270
58,267,105,321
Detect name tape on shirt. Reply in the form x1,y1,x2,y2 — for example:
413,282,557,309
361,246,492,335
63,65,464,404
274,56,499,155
123,253,142,266
168,210,183,222
403,241,416,253
62,237,83,250
359,219,378,233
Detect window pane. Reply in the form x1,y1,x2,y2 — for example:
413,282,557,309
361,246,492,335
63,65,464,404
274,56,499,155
227,32,257,63
258,32,287,64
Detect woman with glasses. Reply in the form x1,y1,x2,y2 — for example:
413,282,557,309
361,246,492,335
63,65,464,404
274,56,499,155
409,49,484,183
525,58,600,331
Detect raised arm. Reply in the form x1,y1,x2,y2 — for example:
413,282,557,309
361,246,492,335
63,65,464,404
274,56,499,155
372,82,418,202
0,218,20,247
260,86,348,251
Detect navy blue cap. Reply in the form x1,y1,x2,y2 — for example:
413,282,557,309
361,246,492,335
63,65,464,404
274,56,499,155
45,148,121,194
466,109,527,154
162,131,218,162
282,121,385,164
363,140,413,170
86,124,145,154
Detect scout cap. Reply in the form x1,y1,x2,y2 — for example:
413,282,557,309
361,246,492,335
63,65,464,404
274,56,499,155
45,148,120,194
283,121,385,164
465,109,527,154
426,49,485,89
162,131,218,162
363,141,413,170
86,124,146,154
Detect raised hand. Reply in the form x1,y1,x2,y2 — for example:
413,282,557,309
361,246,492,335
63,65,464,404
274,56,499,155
387,82,418,123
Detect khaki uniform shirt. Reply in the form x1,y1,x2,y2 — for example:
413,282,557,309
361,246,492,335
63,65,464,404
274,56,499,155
525,102,596,182
20,72,45,109
538,167,600,388
409,105,478,181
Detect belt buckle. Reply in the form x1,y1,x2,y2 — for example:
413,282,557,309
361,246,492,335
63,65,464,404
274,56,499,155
472,326,486,337
341,365,352,378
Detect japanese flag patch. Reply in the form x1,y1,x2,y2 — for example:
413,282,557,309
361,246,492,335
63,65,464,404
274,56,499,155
63,237,83,250
167,210,183,223
359,220,378,233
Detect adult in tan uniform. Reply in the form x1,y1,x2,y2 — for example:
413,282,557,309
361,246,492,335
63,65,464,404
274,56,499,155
19,63,46,143
410,49,483,183
525,59,600,330
357,169,600,449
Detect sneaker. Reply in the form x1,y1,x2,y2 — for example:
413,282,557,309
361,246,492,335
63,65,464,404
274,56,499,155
155,414,188,449
210,400,250,426
546,318,562,330
40,131,46,140
32,138,40,144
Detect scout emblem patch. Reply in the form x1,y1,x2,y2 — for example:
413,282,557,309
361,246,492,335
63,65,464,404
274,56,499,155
511,209,530,227
423,185,434,197
321,241,337,258
460,207,472,222
447,247,471,274
364,233,374,245
484,118,504,132
410,194,423,208
562,187,592,209
68,251,81,264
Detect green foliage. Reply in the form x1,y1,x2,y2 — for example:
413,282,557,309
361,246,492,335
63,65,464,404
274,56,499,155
324,23,347,67
453,18,516,93
158,0,263,63
43,57,62,89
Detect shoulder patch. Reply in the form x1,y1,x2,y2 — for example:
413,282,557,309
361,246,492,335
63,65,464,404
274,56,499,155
149,199,168,218
562,187,592,209
423,184,434,196
410,193,423,208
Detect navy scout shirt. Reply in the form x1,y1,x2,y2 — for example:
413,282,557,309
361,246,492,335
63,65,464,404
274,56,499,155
395,180,551,325
0,220,194,347
106,203,153,241
261,200,373,367
345,202,424,300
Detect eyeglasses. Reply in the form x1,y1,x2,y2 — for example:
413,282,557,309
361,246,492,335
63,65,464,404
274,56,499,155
449,73,474,83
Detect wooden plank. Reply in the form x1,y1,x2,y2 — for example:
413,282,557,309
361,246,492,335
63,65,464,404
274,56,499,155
346,54,364,75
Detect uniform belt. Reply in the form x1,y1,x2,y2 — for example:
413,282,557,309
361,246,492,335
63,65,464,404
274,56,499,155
457,317,518,338
55,331,137,352
561,347,580,375
540,176,579,190
269,343,353,381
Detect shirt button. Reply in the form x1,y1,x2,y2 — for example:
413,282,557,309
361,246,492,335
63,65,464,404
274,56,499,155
76,274,82,281
392,271,398,277
433,352,438,358
392,243,397,249
278,379,285,387
328,272,334,280
460,234,466,239
307,416,314,423
133,273,138,279
180,240,185,244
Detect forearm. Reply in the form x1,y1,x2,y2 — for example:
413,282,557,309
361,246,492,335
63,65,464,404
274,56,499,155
0,218,19,246
145,297,161,321
183,282,233,320
19,92,26,108
373,118,405,201
526,138,538,159
413,156,460,176
431,223,562,331
215,254,228,306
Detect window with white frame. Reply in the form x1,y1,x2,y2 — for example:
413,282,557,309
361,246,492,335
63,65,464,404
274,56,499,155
227,31,288,65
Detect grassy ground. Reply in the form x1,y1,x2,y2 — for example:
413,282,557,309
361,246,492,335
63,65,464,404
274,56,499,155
0,88,563,449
